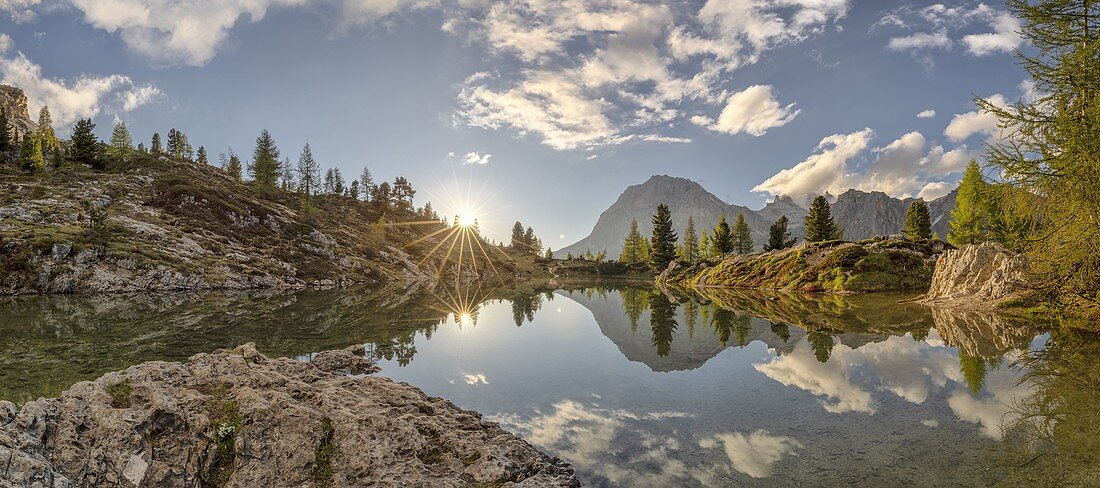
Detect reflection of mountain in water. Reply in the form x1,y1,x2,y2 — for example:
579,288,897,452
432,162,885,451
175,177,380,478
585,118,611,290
562,289,805,372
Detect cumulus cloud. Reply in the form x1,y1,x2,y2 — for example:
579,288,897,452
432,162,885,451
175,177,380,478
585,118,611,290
887,30,951,52
918,181,953,200
917,109,936,118
962,11,1022,56
0,49,160,127
462,151,491,165
462,372,489,385
0,0,41,23
944,94,1007,142
751,128,874,204
0,34,13,54
698,431,802,478
877,3,1021,61
701,85,798,136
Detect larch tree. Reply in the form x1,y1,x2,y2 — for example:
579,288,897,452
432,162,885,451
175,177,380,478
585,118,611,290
805,196,842,242
226,154,243,182
196,146,209,166
109,122,133,160
621,218,646,264
250,129,281,190
765,216,796,251
332,168,346,195
712,215,734,255
732,212,753,254
19,133,44,173
649,204,678,269
349,179,361,200
510,221,526,251
0,108,12,156
947,161,987,247
360,167,375,202
37,106,59,153
904,201,933,240
297,143,320,197
680,216,699,262
151,133,162,155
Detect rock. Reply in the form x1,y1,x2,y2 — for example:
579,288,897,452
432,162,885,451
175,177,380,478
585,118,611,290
0,343,578,488
922,242,1030,306
309,345,380,375
50,242,72,260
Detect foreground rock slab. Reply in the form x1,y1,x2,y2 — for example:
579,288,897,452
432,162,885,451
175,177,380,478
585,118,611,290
0,344,578,487
922,242,1029,308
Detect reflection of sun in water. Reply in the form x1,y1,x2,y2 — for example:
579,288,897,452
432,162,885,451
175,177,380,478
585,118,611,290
458,312,473,326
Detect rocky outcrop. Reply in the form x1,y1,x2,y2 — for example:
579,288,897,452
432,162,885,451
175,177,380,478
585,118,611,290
922,242,1030,307
0,343,578,487
0,85,38,140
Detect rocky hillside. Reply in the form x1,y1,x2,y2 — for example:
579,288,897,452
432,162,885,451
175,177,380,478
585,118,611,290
558,175,957,258
0,85,37,140
0,155,533,295
0,343,578,487
661,237,949,294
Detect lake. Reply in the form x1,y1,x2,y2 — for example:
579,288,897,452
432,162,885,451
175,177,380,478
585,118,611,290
2,284,1096,486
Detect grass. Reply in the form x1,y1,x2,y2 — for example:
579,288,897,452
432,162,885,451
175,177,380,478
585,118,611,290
106,379,132,408
312,417,338,488
203,384,242,488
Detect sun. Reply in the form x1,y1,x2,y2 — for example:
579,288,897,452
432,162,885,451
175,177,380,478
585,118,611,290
456,212,477,228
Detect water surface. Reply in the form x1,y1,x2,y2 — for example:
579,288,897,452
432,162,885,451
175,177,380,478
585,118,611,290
2,285,1095,486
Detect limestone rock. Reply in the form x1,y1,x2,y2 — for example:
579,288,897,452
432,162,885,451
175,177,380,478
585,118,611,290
922,242,1030,306
0,344,579,487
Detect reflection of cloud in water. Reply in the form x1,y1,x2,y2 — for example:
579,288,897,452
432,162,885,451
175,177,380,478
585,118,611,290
947,367,1033,439
698,430,803,478
463,373,489,385
755,333,965,414
490,400,697,487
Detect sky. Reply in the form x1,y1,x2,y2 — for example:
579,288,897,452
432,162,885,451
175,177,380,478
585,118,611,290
0,0,1031,245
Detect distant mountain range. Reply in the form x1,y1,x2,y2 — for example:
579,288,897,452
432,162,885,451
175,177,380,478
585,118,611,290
558,175,957,259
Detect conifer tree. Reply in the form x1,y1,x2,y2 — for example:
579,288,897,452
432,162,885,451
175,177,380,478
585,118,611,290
69,118,103,170
733,212,753,254
332,168,346,195
544,248,553,259
50,146,63,169
279,157,294,191
524,226,541,255
360,167,375,202
904,201,933,240
0,107,11,156
948,161,987,247
805,196,842,242
699,234,713,259
37,106,58,153
226,154,243,181
296,143,320,197
109,122,133,160
680,216,699,262
137,142,146,153
166,128,180,157
151,133,162,155
349,179,361,200
250,129,281,190
197,146,209,166
323,168,337,194
19,133,44,173
712,215,734,254
371,181,392,210
510,221,526,251
650,204,678,269
764,216,796,251
621,218,646,264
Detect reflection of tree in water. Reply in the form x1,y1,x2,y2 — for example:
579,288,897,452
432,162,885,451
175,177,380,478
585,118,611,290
771,322,791,343
709,307,750,347
958,353,999,394
648,293,679,357
512,294,543,327
369,338,418,367
621,288,651,334
1000,329,1100,486
683,300,698,338
807,331,835,363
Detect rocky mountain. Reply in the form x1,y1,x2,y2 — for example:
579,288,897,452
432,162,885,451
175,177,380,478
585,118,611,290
558,176,771,259
0,85,38,140
559,176,958,258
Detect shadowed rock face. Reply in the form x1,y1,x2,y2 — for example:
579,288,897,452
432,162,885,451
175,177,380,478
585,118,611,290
0,85,37,140
0,344,579,488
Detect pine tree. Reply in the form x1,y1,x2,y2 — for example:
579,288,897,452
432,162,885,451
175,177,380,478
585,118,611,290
349,179,361,200
524,226,541,255
0,107,11,156
805,196,842,242
764,216,796,251
109,122,133,160
332,168,346,195
151,133,162,155
297,144,320,197
392,177,416,211
196,146,209,166
37,106,58,153
621,218,646,264
712,215,734,254
733,212,753,254
19,132,44,173
699,234,713,259
360,167,375,202
948,161,986,247
323,168,337,194
679,216,699,262
544,247,553,259
650,204,678,269
279,157,294,192
226,154,243,182
250,129,281,190
69,118,103,170
371,182,392,211
137,142,146,154
510,222,526,251
904,201,933,240
166,128,180,157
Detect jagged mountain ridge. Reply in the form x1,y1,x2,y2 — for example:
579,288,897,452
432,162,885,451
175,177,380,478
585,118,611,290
559,175,957,259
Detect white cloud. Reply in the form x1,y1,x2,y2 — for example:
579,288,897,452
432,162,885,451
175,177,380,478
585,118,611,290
462,372,489,385
917,109,936,118
858,131,927,197
962,11,1022,56
703,84,798,136
918,181,953,200
0,34,13,54
698,431,802,478
920,144,979,174
944,94,1007,142
0,50,158,127
0,0,41,23
751,128,873,204
462,151,491,165
887,30,951,52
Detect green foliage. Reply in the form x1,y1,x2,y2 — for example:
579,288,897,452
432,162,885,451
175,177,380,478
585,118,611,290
197,146,208,166
19,132,44,173
621,218,648,264
151,132,162,155
297,143,320,197
732,212,752,254
226,154,243,182
109,121,133,161
249,129,281,191
765,215,796,251
679,216,699,262
106,379,132,408
805,196,842,242
959,353,988,394
904,201,933,240
712,215,734,254
649,203,677,269
69,118,104,170
509,221,541,254
948,161,987,247
37,106,59,153
312,418,337,488
0,107,11,155
807,331,834,363
648,292,678,357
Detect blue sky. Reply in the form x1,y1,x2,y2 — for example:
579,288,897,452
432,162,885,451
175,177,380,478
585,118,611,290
0,0,1030,245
